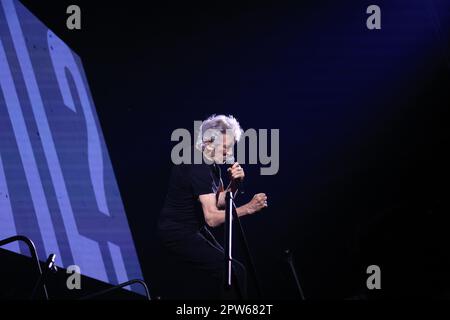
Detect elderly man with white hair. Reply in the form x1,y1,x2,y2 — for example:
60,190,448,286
157,114,268,299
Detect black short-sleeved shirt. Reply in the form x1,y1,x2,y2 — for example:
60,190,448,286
157,148,223,242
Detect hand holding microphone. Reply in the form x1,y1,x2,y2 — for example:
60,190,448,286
225,156,268,214
226,156,245,194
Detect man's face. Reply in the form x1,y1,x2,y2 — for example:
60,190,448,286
211,132,235,164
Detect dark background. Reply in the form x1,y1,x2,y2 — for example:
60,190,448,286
17,0,450,299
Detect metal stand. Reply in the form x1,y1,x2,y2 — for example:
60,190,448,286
224,190,262,298
0,235,48,299
79,279,151,300
224,191,234,290
285,249,305,300
31,253,57,299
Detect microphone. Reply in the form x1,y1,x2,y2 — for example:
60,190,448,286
225,155,244,194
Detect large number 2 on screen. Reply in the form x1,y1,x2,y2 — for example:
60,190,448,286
0,0,110,282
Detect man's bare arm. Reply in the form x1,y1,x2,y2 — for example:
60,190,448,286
199,193,267,227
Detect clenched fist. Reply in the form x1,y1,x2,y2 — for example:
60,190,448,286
245,193,268,215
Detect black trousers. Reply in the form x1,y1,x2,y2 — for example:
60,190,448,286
160,226,248,299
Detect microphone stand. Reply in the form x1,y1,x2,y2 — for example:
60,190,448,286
285,249,305,300
79,279,151,300
0,235,48,299
224,189,262,299
224,191,234,291
30,253,57,300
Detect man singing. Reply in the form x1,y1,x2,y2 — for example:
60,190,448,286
157,114,268,299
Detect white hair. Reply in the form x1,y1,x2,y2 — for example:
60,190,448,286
195,114,243,150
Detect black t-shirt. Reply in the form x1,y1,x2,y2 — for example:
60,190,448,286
157,149,223,242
